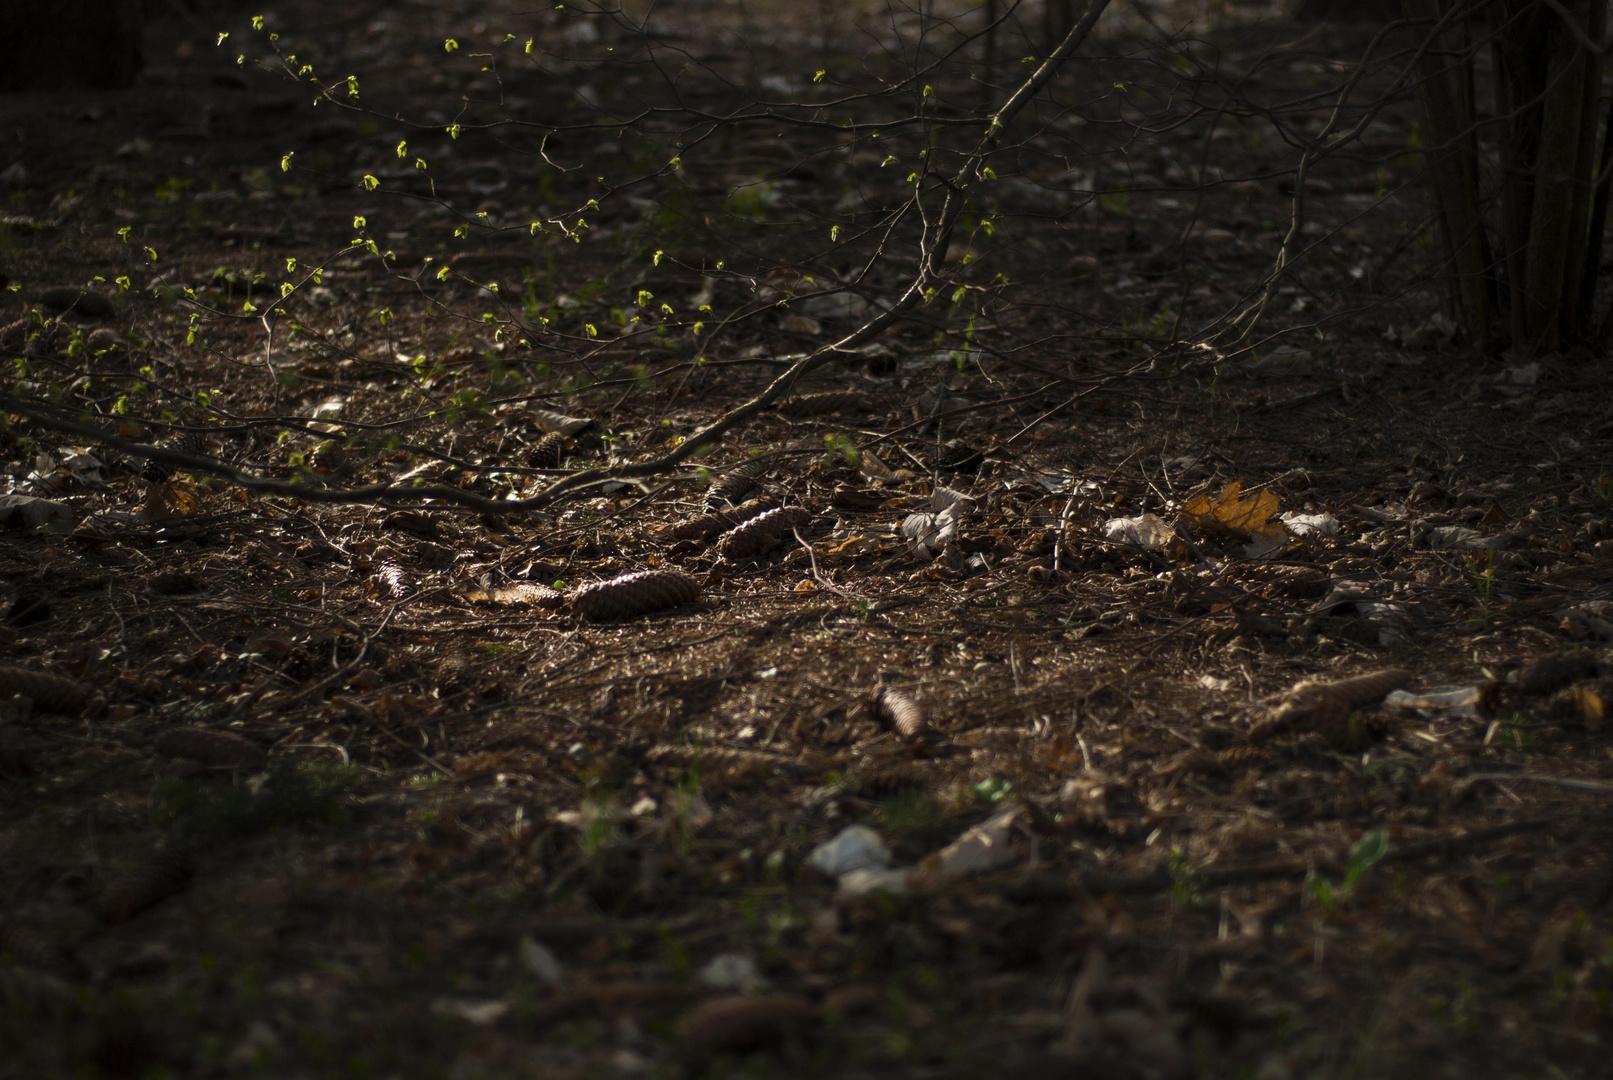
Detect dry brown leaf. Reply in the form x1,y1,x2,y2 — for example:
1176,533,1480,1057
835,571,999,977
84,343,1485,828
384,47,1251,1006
1181,480,1283,546
526,407,595,436
1544,680,1608,731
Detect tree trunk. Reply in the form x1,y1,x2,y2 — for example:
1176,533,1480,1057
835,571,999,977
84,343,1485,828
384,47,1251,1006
1413,0,1609,355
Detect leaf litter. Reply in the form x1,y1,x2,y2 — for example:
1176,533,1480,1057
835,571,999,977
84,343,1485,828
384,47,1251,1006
2,2,1613,1078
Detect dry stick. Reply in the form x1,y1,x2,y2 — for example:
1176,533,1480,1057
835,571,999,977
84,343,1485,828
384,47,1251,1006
791,526,870,604
1462,773,1613,795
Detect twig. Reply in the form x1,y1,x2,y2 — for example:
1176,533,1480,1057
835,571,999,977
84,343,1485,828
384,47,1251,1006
792,526,870,603
1461,773,1613,795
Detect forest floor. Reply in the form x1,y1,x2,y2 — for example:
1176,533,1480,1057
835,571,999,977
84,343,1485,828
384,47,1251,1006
3,1,1613,1077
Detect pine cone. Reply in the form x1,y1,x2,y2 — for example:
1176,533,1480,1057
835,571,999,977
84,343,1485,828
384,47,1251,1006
714,506,811,560
572,570,701,621
95,850,194,924
490,581,565,608
0,666,96,715
842,760,928,798
1515,652,1599,696
140,431,210,483
777,391,871,418
373,561,413,600
0,919,78,974
873,685,927,739
529,431,567,469
670,498,776,541
152,727,266,769
1248,668,1410,744
704,459,767,510
435,654,471,688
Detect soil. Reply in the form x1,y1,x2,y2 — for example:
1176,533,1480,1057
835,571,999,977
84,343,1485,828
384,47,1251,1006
3,1,1613,1078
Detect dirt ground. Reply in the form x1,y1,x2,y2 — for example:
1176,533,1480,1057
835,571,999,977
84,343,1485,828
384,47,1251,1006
3,1,1613,1077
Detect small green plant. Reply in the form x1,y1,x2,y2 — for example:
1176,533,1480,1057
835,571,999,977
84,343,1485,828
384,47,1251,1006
1306,828,1390,916
1098,187,1130,216
656,923,691,976
1343,828,1389,888
1168,849,1202,907
877,790,942,839
1594,465,1613,503
1117,308,1173,358
1306,870,1334,914
971,777,1012,803
1467,549,1498,623
154,177,194,201
822,432,860,467
725,178,776,222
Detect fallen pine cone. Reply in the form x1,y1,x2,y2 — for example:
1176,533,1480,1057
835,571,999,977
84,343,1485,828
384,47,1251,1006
95,850,194,924
670,498,777,541
529,431,567,469
704,458,767,510
841,760,929,798
0,919,79,974
0,665,98,716
715,506,812,560
675,993,817,1054
1542,680,1610,731
137,430,211,484
373,561,413,600
152,727,267,769
435,653,471,688
1247,668,1410,744
777,390,871,418
489,581,566,609
0,966,77,1013
873,685,927,740
1514,652,1599,696
572,570,701,621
